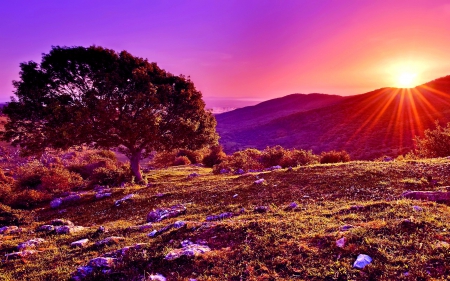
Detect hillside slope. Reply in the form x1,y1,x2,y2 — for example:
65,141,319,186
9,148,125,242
215,93,343,132
2,161,450,280
217,76,450,159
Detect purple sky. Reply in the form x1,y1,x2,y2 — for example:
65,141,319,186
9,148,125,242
1,0,450,107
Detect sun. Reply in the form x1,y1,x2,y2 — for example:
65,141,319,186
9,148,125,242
397,72,417,88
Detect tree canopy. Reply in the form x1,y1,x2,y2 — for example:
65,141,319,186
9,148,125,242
1,46,218,181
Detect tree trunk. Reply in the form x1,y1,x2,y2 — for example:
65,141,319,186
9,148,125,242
130,150,143,183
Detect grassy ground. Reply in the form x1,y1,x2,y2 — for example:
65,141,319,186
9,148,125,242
2,159,450,280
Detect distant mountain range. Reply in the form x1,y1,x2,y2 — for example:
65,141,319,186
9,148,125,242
216,75,450,159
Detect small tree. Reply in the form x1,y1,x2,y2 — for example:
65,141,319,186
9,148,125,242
414,121,450,158
1,46,218,182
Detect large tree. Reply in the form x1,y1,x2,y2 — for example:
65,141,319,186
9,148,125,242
1,46,218,182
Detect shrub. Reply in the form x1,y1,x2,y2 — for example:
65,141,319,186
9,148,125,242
320,150,351,164
173,156,191,166
176,149,202,164
8,189,51,209
89,163,131,186
213,148,263,174
280,149,319,167
149,150,178,168
40,166,83,192
0,168,14,184
260,146,286,167
203,145,227,167
414,121,450,158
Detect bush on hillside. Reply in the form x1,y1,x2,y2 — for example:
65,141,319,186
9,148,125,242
173,156,191,166
213,148,263,174
89,163,131,186
202,145,227,167
176,149,202,164
414,121,450,158
320,150,350,164
280,149,319,167
260,146,286,167
149,150,178,168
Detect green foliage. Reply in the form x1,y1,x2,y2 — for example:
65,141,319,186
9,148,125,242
173,155,191,166
89,164,131,186
320,150,351,164
260,145,285,167
414,120,450,158
213,148,263,173
176,149,202,164
1,46,218,182
202,145,227,167
280,149,319,167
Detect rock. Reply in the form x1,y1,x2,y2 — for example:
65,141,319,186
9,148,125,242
17,238,45,250
235,169,245,175
0,225,19,234
71,239,89,248
65,194,82,203
349,205,364,211
96,225,108,234
95,236,125,247
266,165,282,171
206,212,234,221
286,202,298,210
87,257,117,268
353,254,372,269
340,225,354,231
181,240,193,247
254,206,269,213
402,191,450,202
233,194,238,198
51,218,74,226
148,221,186,237
148,274,167,281
104,243,148,258
36,225,55,233
114,194,135,206
155,193,165,198
50,198,63,209
413,205,423,211
165,243,211,260
220,169,229,174
95,192,112,199
147,205,186,222
72,266,94,281
254,179,265,184
55,225,84,235
5,250,38,259
336,237,346,248
188,173,199,178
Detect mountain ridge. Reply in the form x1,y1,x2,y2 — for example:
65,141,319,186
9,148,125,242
216,76,450,159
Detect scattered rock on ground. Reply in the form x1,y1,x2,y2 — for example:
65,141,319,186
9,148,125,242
286,202,298,210
95,236,125,247
188,173,199,178
353,254,372,269
254,179,265,184
148,221,186,237
0,226,19,235
36,225,55,233
336,237,346,248
206,212,234,221
235,169,245,175
5,250,39,260
71,239,89,248
340,225,354,231
402,191,450,202
17,238,45,250
165,243,211,260
413,205,423,211
147,274,167,281
254,206,269,213
266,165,282,171
56,225,84,235
51,218,74,226
147,205,186,222
114,194,135,206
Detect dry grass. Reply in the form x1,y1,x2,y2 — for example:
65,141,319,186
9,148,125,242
2,159,450,280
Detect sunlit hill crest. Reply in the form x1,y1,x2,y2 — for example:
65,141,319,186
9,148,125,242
216,75,450,159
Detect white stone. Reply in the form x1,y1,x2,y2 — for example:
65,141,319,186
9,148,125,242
50,198,63,208
254,179,265,184
336,237,346,248
353,254,372,269
17,238,45,250
148,273,167,281
71,239,89,248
